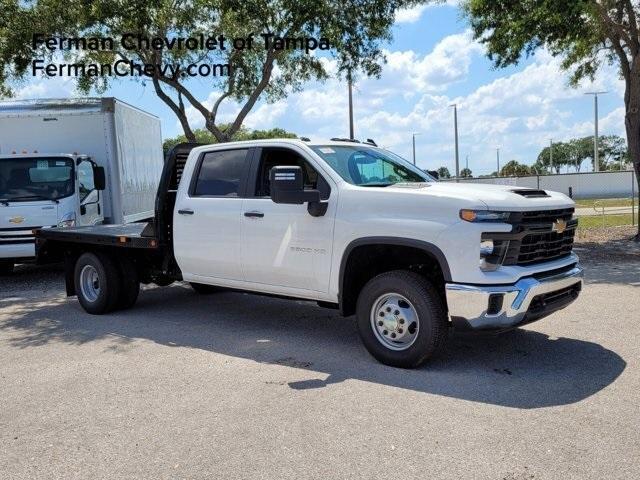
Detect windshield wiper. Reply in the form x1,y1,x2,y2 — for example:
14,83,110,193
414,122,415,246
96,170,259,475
360,183,394,187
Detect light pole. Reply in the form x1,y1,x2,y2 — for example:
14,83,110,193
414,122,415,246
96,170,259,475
412,132,421,165
450,104,460,177
348,69,354,140
585,91,607,172
496,147,500,176
549,139,553,174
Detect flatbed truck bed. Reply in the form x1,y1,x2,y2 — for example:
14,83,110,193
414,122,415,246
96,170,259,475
36,223,159,250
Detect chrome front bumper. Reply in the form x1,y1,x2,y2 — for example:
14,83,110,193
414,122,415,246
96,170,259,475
445,265,583,330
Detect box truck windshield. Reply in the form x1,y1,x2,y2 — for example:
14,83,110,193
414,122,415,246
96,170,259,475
0,157,74,203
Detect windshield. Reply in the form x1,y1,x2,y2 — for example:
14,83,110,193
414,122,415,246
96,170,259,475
0,157,74,202
310,145,434,186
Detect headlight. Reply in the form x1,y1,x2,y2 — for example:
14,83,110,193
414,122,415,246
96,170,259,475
479,238,509,271
460,209,511,223
57,212,76,228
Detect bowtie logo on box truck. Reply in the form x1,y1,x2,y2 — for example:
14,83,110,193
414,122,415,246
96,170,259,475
9,216,25,224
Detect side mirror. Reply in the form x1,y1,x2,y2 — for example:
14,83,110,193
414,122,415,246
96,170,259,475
93,166,106,191
269,166,327,217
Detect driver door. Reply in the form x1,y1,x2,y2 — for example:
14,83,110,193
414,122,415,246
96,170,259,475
240,147,336,293
76,159,103,226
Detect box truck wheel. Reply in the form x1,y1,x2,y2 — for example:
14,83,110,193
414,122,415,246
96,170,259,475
74,252,121,315
0,260,14,275
355,270,448,368
116,257,140,310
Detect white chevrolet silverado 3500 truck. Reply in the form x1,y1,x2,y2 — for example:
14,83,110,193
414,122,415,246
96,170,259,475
35,140,583,368
0,98,163,274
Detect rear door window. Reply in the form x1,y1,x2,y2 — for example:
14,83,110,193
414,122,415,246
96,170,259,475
191,149,250,197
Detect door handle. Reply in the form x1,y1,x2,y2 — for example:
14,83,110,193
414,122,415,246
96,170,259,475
244,211,264,218
178,209,194,215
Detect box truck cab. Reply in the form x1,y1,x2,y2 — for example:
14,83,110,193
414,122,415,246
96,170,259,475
0,152,106,272
0,98,163,274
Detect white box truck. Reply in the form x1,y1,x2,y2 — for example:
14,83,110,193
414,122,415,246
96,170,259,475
0,97,163,274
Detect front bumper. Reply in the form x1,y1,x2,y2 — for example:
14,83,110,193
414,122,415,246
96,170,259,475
446,265,583,330
0,241,35,260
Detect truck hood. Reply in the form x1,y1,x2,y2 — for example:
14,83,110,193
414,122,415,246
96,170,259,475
387,182,574,210
0,202,59,230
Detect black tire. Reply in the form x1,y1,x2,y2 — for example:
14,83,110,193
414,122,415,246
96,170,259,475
115,256,140,310
189,282,221,294
0,260,14,275
74,252,121,315
355,270,448,368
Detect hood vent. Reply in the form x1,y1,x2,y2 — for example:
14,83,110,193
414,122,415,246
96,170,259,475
511,189,550,198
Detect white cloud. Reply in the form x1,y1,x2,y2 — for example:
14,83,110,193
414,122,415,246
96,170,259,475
173,33,625,176
14,77,76,99
395,1,459,24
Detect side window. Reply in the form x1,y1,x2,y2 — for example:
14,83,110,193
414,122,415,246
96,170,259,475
192,149,249,197
255,148,330,200
77,161,95,202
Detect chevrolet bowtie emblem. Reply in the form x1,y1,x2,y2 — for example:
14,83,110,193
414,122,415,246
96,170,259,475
552,218,567,234
9,216,25,225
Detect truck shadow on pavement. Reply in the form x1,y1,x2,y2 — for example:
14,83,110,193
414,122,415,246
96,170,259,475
0,282,626,410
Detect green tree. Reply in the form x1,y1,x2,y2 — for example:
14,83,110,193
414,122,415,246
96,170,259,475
437,166,451,179
0,0,422,142
460,167,473,178
536,135,628,172
500,160,531,177
163,125,297,153
463,0,640,238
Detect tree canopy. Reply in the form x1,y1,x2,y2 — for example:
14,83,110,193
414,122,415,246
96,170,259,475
535,135,628,173
162,125,297,152
1,0,424,142
437,166,452,179
500,160,531,177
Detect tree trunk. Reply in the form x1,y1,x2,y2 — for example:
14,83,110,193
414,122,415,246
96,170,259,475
625,59,640,241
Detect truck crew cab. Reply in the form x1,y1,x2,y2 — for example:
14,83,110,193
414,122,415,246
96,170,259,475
36,140,583,368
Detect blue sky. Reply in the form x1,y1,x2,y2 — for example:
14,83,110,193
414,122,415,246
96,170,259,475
15,1,625,176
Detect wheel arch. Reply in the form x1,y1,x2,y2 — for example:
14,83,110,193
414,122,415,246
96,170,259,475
338,237,451,316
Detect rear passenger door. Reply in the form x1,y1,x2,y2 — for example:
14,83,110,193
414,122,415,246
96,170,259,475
173,148,250,282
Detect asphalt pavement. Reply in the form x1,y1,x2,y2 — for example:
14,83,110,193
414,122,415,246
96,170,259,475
1,260,639,479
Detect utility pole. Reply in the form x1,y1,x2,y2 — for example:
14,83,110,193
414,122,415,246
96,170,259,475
465,154,469,170
585,91,607,172
549,139,553,174
496,147,500,176
348,69,354,140
412,132,421,165
450,104,460,177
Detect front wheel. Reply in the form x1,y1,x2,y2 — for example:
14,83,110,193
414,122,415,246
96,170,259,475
356,270,448,368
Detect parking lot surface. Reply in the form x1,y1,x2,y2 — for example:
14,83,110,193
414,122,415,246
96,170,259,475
1,261,639,479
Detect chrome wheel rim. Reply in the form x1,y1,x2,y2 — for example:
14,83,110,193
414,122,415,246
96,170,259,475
370,293,419,351
79,265,100,303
